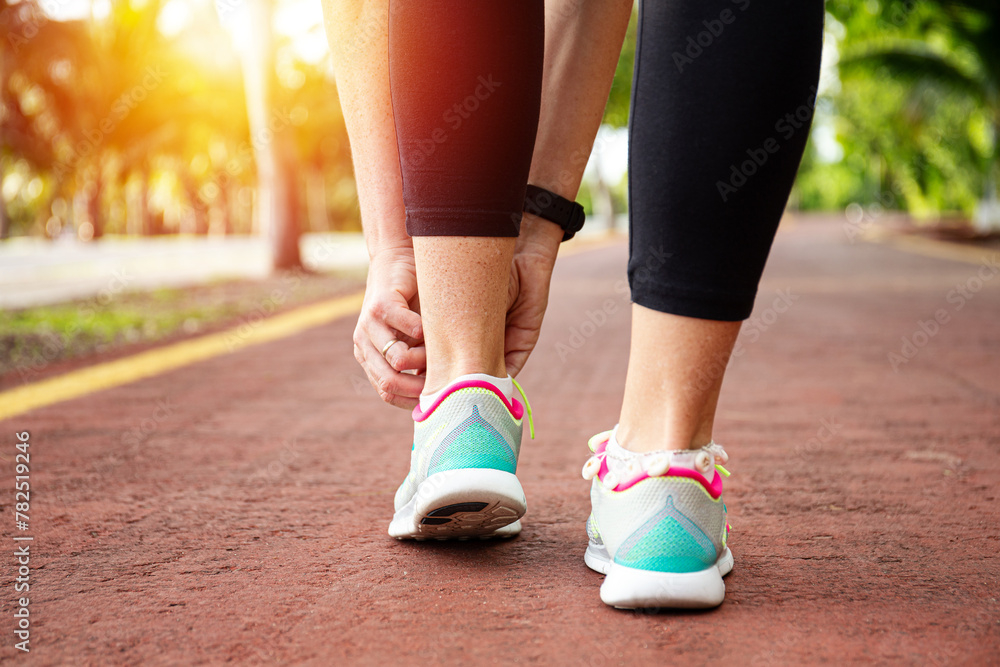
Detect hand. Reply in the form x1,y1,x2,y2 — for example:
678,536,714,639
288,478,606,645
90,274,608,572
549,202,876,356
353,243,427,409
504,214,563,378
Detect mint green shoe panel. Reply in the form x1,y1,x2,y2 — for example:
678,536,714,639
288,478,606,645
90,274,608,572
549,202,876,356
614,496,717,573
427,405,517,475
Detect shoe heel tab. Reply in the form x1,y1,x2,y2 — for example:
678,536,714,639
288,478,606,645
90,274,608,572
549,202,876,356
412,380,524,423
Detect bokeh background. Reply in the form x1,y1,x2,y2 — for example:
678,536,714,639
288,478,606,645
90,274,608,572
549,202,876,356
1,0,998,376
2,0,998,248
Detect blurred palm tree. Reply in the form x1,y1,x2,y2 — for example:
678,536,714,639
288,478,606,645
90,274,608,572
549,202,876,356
1,0,241,238
836,0,999,230
0,0,78,237
1,0,362,260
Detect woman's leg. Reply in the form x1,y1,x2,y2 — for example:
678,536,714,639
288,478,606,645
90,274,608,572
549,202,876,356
617,308,740,451
619,0,825,452
391,0,633,393
386,0,547,540
583,0,824,609
386,0,633,540
389,1,544,393
412,237,514,392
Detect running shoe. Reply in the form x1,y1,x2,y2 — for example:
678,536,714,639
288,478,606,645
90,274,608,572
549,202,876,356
583,427,733,608
388,373,533,540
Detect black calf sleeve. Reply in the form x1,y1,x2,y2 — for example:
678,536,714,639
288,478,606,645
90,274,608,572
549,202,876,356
388,1,545,237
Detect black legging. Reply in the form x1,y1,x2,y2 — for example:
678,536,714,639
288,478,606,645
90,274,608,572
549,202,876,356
388,0,544,237
389,0,824,321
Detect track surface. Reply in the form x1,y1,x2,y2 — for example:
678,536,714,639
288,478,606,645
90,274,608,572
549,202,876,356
2,218,999,664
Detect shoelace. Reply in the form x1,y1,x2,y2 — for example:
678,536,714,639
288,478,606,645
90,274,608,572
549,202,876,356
706,442,730,477
585,431,731,478
511,377,535,440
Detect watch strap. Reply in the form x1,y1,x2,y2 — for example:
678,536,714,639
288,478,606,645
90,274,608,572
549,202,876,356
523,185,586,242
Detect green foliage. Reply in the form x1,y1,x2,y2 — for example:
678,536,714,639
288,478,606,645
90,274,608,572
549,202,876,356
3,0,998,235
598,1,998,217
0,291,235,376
799,0,1000,216
602,6,637,128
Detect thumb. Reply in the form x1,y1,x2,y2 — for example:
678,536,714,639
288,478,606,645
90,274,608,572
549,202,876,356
505,349,528,379
506,265,520,312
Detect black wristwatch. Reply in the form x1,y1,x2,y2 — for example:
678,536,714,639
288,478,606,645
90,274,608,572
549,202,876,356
523,185,586,242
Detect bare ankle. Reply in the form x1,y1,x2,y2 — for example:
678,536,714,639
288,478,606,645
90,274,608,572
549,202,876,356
615,422,713,453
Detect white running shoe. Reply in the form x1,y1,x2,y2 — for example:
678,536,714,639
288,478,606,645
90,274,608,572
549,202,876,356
388,374,532,540
583,428,733,609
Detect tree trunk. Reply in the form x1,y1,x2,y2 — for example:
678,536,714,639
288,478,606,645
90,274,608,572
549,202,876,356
88,172,104,239
218,177,234,235
140,168,153,236
0,171,9,240
973,171,1000,234
240,0,300,270
273,136,302,269
306,167,328,232
180,169,209,234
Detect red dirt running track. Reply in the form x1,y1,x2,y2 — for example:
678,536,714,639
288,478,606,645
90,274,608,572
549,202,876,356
1,217,998,664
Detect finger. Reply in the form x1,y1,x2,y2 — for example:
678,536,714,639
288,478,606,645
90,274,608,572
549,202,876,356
364,315,406,363
357,349,423,410
505,349,528,380
395,330,422,349
356,325,415,391
383,301,423,342
383,393,419,410
385,342,427,373
363,339,426,399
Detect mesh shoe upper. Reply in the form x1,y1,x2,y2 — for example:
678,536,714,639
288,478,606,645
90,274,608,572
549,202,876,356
586,430,729,574
394,383,524,512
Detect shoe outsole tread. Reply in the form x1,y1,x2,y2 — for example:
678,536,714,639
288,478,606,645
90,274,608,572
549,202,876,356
389,468,526,540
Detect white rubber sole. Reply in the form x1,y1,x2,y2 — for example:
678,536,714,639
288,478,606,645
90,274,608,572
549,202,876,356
388,468,526,540
586,543,734,609
584,542,613,574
